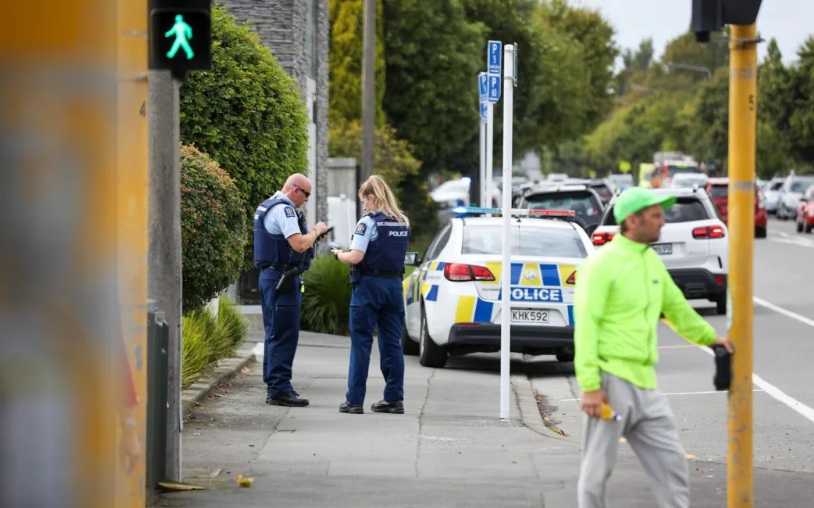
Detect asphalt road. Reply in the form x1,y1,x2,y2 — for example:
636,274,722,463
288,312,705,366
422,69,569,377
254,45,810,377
528,215,814,478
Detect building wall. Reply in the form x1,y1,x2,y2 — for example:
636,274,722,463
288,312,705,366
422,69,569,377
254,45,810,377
219,0,329,223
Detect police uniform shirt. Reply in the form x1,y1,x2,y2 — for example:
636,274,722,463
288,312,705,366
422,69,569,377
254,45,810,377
349,215,379,253
263,191,303,238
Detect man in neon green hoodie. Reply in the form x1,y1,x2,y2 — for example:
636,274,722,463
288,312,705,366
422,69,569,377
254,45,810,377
574,187,733,508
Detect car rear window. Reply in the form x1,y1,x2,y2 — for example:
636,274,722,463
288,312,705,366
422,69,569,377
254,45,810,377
523,191,602,219
790,179,814,193
462,225,588,258
604,197,710,225
708,185,728,198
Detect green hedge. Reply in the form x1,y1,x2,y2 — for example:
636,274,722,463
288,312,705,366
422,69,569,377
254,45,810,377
181,144,247,313
180,4,309,229
182,295,249,387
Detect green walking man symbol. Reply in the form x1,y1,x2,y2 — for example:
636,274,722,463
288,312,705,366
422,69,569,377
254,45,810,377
165,14,194,60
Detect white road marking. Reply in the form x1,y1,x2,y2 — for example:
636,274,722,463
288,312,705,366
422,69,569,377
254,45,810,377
754,296,814,328
768,231,814,249
699,347,814,425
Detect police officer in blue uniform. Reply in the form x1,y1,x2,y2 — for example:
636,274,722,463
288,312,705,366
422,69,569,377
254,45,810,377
254,173,328,407
332,175,410,414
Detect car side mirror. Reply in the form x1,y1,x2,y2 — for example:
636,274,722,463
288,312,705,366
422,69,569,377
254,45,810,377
404,252,420,266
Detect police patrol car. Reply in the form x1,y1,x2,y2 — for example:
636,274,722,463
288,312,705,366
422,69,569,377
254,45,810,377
402,207,594,368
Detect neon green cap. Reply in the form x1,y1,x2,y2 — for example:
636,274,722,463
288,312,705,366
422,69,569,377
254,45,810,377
613,187,677,223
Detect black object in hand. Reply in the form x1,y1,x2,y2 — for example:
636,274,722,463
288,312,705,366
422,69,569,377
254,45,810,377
316,225,334,241
712,345,732,391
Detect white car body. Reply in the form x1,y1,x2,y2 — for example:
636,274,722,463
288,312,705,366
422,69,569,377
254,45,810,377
762,176,785,213
431,178,471,208
778,176,814,220
591,187,729,314
402,212,593,367
671,173,709,189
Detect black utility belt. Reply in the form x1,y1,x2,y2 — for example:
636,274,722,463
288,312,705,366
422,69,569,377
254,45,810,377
359,270,402,279
260,264,298,271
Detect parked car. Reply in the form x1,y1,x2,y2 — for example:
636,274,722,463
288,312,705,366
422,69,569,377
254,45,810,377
592,187,728,314
607,173,634,192
401,207,593,367
777,175,814,220
517,184,605,234
705,177,767,238
671,173,709,189
762,176,786,214
564,178,615,205
795,184,814,233
431,178,470,208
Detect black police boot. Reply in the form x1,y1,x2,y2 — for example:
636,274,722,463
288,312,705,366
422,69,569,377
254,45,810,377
266,391,309,407
370,399,404,414
339,401,364,414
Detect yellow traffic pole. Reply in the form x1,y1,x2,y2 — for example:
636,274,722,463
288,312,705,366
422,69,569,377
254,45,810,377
117,0,149,507
727,22,757,508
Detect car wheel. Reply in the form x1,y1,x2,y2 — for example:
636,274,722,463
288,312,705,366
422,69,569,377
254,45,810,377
555,352,575,363
716,294,726,315
797,220,804,233
418,303,447,368
755,226,767,238
400,319,419,356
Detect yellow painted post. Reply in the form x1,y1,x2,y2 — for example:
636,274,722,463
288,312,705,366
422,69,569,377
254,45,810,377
117,0,149,507
727,22,757,508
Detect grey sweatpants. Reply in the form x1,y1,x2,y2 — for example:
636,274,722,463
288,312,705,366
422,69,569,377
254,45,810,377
577,372,689,508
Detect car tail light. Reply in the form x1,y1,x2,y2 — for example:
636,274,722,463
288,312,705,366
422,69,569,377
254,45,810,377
443,263,495,282
692,226,726,239
714,275,725,285
566,271,576,284
592,232,615,246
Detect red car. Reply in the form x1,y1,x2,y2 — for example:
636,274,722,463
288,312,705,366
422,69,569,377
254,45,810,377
706,178,767,238
796,184,814,234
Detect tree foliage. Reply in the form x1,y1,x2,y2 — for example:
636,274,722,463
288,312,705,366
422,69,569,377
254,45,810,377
180,145,248,314
328,0,386,125
382,0,485,174
180,5,309,221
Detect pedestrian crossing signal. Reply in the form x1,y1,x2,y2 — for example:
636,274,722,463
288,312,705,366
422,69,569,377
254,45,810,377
149,2,211,72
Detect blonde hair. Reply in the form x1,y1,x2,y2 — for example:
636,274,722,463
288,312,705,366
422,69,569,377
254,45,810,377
358,175,409,225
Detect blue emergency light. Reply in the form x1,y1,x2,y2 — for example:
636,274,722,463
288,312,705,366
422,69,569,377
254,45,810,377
451,206,576,218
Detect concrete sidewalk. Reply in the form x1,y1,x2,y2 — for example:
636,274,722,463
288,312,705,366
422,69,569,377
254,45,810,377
156,329,812,507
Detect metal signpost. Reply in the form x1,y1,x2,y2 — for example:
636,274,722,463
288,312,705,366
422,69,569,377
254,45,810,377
499,44,515,420
486,41,501,216
479,72,489,206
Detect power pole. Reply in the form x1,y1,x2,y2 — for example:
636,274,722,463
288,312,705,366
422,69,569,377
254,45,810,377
361,0,376,180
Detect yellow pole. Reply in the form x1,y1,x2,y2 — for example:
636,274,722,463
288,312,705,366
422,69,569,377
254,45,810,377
727,22,757,508
117,0,149,507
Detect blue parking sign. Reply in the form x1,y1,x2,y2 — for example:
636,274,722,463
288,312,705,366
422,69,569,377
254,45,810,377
480,101,488,122
488,40,502,75
478,72,488,102
487,73,501,103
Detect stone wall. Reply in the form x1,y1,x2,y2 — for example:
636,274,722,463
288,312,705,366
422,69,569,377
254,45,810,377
220,0,329,223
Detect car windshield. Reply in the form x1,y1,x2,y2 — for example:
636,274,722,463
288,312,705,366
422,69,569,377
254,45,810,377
524,193,601,219
462,225,588,258
605,197,709,225
591,184,613,200
769,180,784,191
708,185,728,198
790,179,814,192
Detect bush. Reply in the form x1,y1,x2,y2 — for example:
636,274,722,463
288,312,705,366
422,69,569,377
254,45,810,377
180,4,309,224
182,294,248,387
300,253,353,335
181,144,247,314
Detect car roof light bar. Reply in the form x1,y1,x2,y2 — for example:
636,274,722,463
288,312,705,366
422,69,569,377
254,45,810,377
451,206,576,218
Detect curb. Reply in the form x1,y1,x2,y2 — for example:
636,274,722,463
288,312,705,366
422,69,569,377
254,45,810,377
181,348,256,417
511,373,548,435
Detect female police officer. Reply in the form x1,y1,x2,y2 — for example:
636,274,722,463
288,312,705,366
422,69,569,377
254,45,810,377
332,175,410,414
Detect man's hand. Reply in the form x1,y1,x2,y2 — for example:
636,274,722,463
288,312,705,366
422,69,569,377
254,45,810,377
313,221,328,236
712,337,734,353
581,388,608,419
331,248,342,261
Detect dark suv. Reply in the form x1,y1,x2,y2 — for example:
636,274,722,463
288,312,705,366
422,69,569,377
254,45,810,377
517,184,605,234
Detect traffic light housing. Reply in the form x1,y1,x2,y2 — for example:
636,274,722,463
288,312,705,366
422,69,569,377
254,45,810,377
690,0,763,42
149,0,212,73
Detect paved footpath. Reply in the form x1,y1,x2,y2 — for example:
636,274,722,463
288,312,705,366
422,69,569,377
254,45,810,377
155,329,812,508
